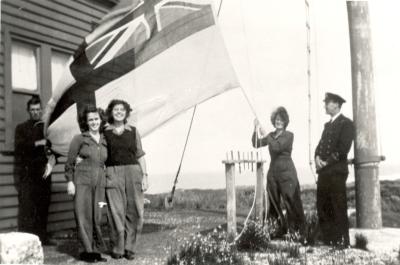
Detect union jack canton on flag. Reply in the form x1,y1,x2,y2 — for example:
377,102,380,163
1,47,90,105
44,0,239,156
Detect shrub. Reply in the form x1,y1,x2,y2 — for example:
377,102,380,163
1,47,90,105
303,210,319,245
235,219,301,258
167,230,244,265
354,233,368,251
236,220,270,251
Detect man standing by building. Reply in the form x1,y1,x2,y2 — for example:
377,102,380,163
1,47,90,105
14,95,52,245
315,92,354,247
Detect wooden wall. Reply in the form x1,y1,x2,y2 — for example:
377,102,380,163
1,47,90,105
0,0,115,233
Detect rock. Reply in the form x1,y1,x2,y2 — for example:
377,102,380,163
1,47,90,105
0,232,44,264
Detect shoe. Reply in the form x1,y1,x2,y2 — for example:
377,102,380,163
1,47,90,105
92,253,107,262
124,250,135,260
79,252,96,263
110,252,123,259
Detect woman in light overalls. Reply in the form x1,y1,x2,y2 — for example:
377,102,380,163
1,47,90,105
104,99,148,260
65,106,107,262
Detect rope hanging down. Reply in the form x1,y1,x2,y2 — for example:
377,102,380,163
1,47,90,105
165,106,197,206
305,0,317,183
238,0,260,120
234,0,318,242
231,0,274,243
165,0,225,208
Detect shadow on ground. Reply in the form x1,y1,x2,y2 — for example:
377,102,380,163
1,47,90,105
46,222,176,263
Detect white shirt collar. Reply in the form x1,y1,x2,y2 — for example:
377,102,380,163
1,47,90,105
331,112,341,123
105,123,132,131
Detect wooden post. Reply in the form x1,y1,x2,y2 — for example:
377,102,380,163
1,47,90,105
255,162,265,222
347,1,382,229
224,162,236,241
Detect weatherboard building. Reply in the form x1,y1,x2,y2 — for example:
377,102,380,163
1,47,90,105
0,0,117,233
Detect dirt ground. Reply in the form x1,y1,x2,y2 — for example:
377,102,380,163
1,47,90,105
44,209,234,265
43,209,400,265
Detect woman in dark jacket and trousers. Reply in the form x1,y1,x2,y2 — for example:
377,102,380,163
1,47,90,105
252,106,305,237
65,106,108,262
104,99,148,260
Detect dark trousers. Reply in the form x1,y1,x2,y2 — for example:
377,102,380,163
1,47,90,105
106,165,144,255
267,175,306,234
74,184,106,253
18,177,51,242
317,172,349,246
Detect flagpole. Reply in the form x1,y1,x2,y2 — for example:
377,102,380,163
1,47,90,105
347,1,383,229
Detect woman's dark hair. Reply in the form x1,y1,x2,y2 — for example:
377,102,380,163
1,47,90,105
78,105,106,132
270,106,289,129
106,99,132,124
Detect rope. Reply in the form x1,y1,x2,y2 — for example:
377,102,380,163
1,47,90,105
230,0,262,243
234,0,320,242
233,128,259,242
234,178,258,242
167,106,197,203
305,0,317,183
217,0,224,16
166,0,225,204
237,0,260,120
235,0,318,239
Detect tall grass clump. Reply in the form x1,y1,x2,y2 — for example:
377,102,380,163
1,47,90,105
303,210,319,245
267,252,291,265
167,230,244,265
354,233,368,251
236,220,271,252
286,239,300,258
263,236,301,259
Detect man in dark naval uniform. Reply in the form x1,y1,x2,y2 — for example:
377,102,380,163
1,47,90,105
315,92,354,247
14,95,52,244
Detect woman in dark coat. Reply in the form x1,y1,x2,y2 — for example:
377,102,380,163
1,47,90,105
252,106,305,237
65,106,107,262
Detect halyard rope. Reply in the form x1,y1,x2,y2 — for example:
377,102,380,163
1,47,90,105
305,0,318,183
166,0,226,205
233,0,265,242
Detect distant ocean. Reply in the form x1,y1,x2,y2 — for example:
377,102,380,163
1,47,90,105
147,165,400,194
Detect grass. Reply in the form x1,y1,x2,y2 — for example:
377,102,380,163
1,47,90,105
166,230,245,265
354,233,368,251
44,179,400,264
146,179,400,228
264,240,301,258
45,208,399,265
153,180,400,264
267,252,291,265
166,219,305,265
236,220,271,252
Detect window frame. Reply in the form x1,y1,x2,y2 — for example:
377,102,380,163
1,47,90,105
10,38,41,94
3,26,73,152
50,48,72,92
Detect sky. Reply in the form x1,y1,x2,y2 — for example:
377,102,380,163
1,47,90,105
140,0,400,193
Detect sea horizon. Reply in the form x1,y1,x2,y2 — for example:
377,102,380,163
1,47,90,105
146,164,400,194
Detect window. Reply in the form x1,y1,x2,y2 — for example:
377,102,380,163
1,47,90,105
11,40,40,92
3,28,73,151
51,50,70,91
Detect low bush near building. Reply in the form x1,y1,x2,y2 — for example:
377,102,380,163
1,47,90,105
167,230,244,265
